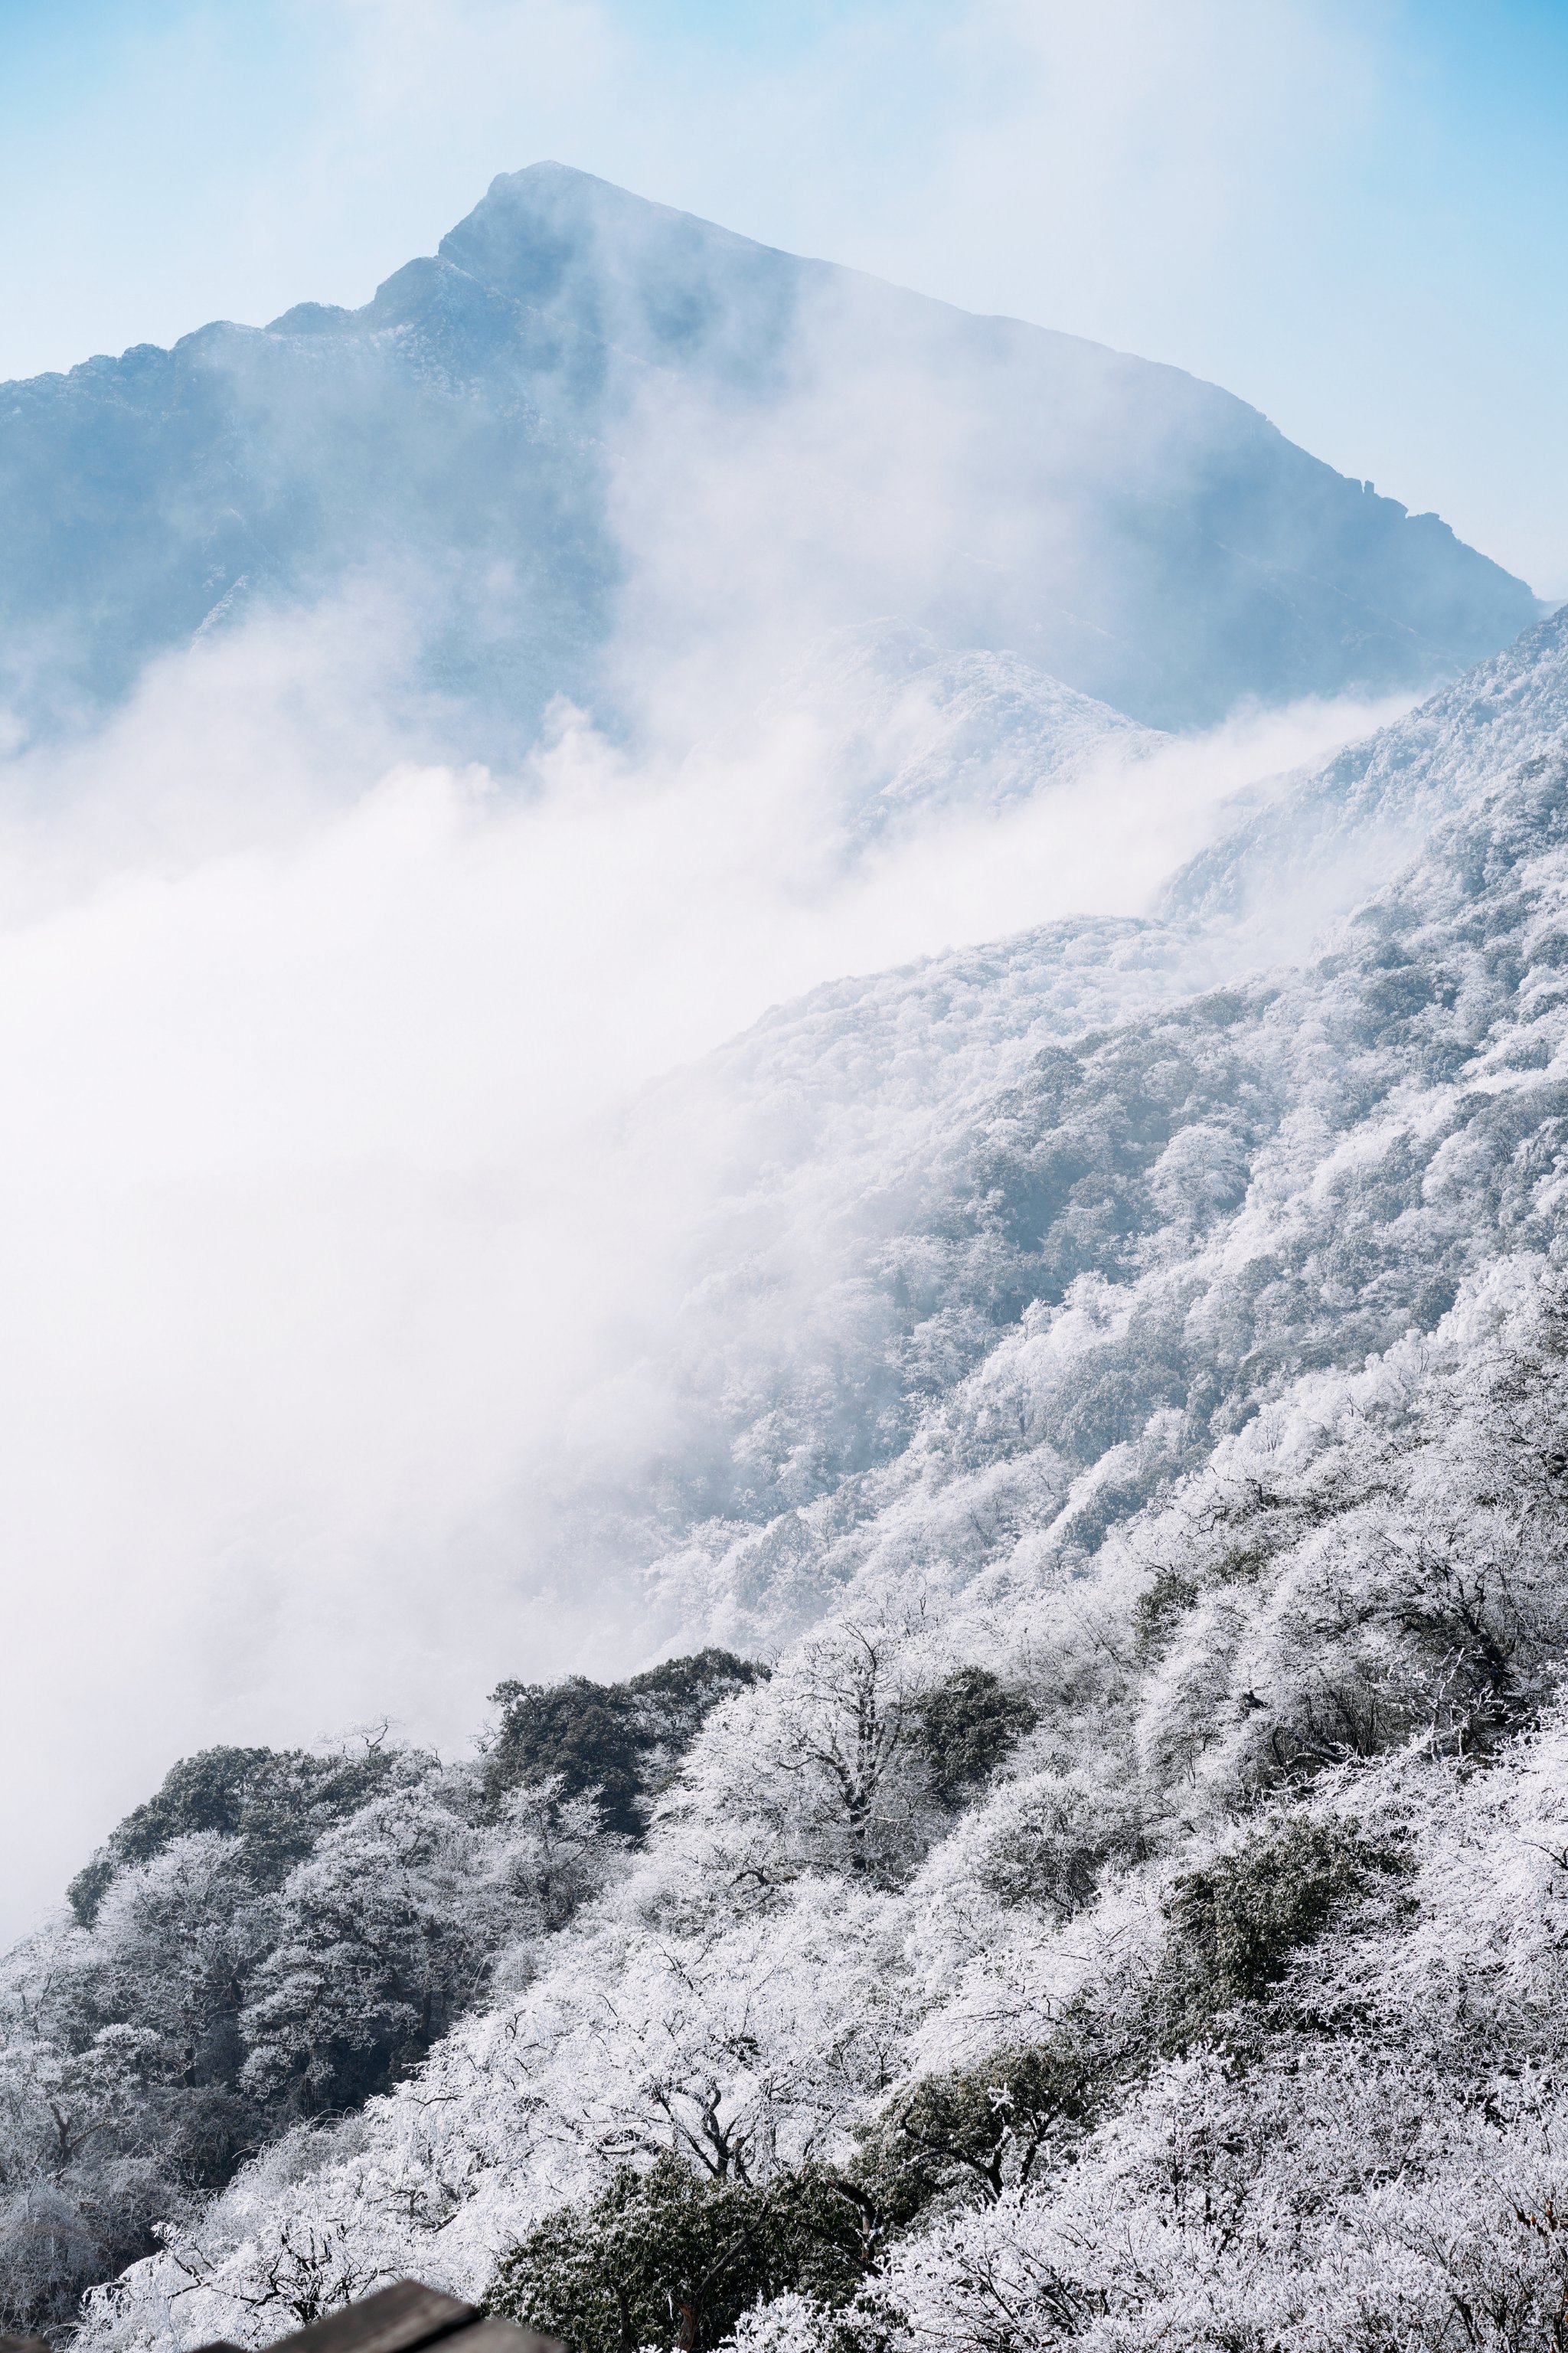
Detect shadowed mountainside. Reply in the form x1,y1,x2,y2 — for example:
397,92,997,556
0,163,1541,754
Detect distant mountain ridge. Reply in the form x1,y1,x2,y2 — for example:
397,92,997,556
0,162,1541,754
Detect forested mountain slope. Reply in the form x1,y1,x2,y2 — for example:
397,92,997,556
0,162,1537,752
0,1657,761,2333
526,607,1568,1650
5,609,1567,2352
745,619,1163,842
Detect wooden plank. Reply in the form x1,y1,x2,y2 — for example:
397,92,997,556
219,2281,476,2353
443,2316,566,2353
188,2279,566,2353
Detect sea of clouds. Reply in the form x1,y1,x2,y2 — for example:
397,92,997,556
0,534,1410,1938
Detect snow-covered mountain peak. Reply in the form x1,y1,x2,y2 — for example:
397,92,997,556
8,155,1568,2353
0,165,1541,753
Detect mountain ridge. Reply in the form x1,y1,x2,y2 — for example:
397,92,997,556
0,162,1540,752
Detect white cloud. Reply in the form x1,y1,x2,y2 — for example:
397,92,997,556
0,576,1406,1937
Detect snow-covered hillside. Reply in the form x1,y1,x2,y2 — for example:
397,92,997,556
746,622,1162,841
507,609,1568,1656
8,606,1568,2353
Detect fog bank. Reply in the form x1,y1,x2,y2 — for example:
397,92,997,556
0,593,1409,1938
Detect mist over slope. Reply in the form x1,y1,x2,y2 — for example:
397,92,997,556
8,148,1568,2353
505,609,1568,1652
0,161,1538,753
8,597,1568,2352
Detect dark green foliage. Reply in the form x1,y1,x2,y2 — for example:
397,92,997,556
485,1649,768,1838
18,1704,629,2338
1132,1565,1200,1660
62,1851,119,1929
1163,1815,1384,2041
67,1740,407,1924
857,2027,1103,2217
483,2025,1114,2353
913,1667,1037,1806
485,2154,871,2353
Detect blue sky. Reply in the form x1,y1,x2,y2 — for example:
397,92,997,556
2,0,1566,591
